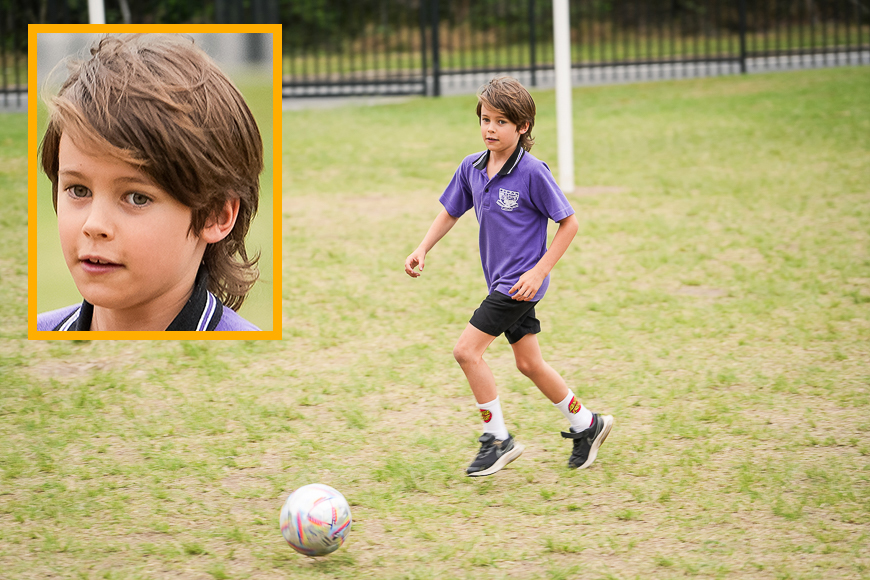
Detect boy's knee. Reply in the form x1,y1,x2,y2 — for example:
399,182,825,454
516,356,542,378
453,343,476,367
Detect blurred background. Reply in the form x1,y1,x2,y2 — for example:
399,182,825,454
1,0,868,108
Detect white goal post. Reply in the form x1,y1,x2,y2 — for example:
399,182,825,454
552,0,574,193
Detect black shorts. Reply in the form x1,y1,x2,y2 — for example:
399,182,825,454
469,291,541,344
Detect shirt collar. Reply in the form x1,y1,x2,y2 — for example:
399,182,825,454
472,145,525,176
55,266,223,331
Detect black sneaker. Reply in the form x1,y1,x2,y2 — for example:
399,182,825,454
466,433,524,477
561,413,614,469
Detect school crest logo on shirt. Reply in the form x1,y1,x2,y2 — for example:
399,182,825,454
480,409,493,423
497,188,520,211
568,397,581,414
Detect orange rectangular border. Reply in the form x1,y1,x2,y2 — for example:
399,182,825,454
27,24,283,340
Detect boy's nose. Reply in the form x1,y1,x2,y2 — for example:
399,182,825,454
81,198,115,239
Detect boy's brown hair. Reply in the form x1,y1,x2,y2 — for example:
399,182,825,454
476,76,536,151
40,34,263,310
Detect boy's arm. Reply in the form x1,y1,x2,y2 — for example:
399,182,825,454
404,209,460,278
508,213,579,301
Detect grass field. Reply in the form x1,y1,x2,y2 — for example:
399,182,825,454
2,66,869,579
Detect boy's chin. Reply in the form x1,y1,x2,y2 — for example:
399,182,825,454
74,281,134,311
79,293,128,311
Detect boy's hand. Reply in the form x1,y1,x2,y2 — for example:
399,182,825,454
404,248,427,278
509,268,546,301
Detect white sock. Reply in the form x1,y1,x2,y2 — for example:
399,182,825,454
555,390,594,432
477,397,509,441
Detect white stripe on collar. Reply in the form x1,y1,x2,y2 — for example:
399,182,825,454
505,148,525,174
59,307,81,331
197,292,217,331
472,151,488,170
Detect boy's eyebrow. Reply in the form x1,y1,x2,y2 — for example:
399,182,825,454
58,169,157,187
480,108,508,119
57,169,90,181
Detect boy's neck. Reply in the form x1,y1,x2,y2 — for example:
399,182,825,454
487,155,505,179
486,151,513,179
485,146,519,179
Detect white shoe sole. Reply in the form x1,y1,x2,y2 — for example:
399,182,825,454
467,443,525,477
575,415,614,470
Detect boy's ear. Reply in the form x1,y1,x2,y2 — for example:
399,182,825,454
519,121,530,135
200,198,240,244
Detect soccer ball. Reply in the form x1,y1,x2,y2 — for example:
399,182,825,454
279,483,352,556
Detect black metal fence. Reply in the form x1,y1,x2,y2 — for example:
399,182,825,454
283,0,870,97
2,0,869,107
1,0,27,108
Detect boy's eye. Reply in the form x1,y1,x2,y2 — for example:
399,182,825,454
126,192,151,206
67,185,90,198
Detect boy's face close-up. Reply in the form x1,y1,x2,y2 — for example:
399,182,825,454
479,104,526,157
56,133,208,320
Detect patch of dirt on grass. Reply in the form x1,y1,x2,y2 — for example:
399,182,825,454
21,343,157,383
27,358,113,380
674,284,727,298
716,246,767,266
220,471,264,494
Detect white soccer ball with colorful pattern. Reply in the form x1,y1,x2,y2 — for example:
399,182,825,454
279,483,352,556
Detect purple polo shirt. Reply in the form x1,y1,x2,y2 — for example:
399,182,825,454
440,146,575,302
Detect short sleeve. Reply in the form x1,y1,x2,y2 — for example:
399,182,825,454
37,304,81,331
439,158,474,218
529,161,574,222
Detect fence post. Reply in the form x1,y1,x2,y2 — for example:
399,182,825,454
738,0,748,73
419,0,429,96
216,0,243,25
1,4,9,108
529,0,537,87
252,0,279,23
430,0,441,97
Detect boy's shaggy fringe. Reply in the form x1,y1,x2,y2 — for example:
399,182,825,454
476,76,536,152
40,34,263,311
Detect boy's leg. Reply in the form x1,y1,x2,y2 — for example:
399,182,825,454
454,322,509,440
510,333,570,404
510,333,613,469
453,323,499,404
511,333,592,427
454,323,524,476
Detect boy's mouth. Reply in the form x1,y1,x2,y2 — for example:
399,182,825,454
79,255,123,273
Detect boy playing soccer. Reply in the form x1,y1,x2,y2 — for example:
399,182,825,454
37,34,263,331
404,77,613,476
